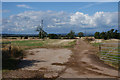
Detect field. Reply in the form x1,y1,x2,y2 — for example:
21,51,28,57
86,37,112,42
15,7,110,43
2,39,76,71
2,38,120,78
2,39,76,50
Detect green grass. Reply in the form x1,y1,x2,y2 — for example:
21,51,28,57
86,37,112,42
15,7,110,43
63,40,76,48
92,42,101,47
2,40,47,50
2,39,77,50
11,40,45,46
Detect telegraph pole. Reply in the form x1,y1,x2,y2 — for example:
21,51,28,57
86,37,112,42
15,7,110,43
40,20,43,39
84,27,86,37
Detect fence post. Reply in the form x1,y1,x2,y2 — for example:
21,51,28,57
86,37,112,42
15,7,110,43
99,43,101,52
9,42,12,57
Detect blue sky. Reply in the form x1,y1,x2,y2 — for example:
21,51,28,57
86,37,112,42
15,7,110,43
2,2,118,34
2,0,119,2
3,2,118,17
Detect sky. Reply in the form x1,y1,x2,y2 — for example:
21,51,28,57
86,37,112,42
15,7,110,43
2,2,118,34
1,0,120,2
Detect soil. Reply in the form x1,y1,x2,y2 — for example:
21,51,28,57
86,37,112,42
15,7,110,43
59,39,119,78
2,39,120,79
3,48,72,79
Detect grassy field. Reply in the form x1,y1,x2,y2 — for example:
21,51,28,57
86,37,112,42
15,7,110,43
2,39,76,49
2,39,76,71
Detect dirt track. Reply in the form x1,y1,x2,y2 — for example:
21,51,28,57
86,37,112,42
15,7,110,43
3,39,120,79
60,39,119,78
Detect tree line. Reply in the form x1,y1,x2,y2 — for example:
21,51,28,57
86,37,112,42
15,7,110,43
94,29,120,40
37,29,84,39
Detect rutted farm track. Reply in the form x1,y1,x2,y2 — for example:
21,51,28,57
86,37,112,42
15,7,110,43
60,39,119,78
3,39,120,79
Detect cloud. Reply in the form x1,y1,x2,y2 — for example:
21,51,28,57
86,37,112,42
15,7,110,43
16,4,32,9
70,11,117,28
2,10,118,34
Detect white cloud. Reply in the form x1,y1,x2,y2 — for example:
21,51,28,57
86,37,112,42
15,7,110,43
70,11,117,28
2,10,118,34
16,4,32,9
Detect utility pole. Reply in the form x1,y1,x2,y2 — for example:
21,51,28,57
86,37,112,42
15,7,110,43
36,19,47,40
84,27,86,37
40,20,43,39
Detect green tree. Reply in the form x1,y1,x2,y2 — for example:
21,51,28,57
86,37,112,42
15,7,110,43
118,33,120,39
67,30,75,39
36,27,47,39
94,32,100,39
78,32,84,38
48,34,59,39
94,29,119,40
100,32,107,40
106,31,111,39
110,29,114,38
114,30,118,39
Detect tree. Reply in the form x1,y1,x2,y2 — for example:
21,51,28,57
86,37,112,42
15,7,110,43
67,30,75,39
78,32,84,38
114,30,118,39
100,32,107,40
118,33,120,39
94,32,100,39
48,34,59,39
110,29,114,38
106,31,111,39
36,27,47,39
94,29,119,40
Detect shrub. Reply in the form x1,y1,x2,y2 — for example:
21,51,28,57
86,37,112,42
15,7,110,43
2,45,25,59
2,45,26,70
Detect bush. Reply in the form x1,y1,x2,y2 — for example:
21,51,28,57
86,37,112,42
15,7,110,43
2,46,25,59
2,45,25,70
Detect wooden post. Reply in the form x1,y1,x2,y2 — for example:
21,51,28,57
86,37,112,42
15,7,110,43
9,42,12,57
99,44,101,52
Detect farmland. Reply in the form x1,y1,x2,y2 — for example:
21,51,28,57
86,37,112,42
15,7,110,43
2,38,120,79
2,39,76,49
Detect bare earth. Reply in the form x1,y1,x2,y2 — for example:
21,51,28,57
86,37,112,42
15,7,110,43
3,48,72,78
59,39,119,79
3,39,120,79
